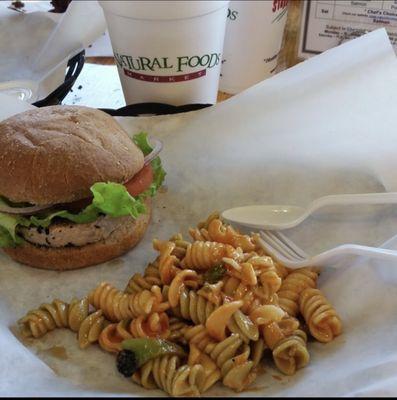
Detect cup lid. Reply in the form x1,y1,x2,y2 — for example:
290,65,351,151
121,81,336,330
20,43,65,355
99,1,229,20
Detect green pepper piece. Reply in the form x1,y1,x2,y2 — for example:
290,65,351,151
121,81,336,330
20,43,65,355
121,338,186,368
203,264,226,284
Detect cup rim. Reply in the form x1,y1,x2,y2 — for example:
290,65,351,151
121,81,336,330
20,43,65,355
98,0,229,21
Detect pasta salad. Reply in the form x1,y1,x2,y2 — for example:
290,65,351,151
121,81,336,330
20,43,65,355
18,213,342,396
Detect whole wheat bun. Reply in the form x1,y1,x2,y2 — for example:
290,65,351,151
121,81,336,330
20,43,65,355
4,199,151,270
0,105,144,205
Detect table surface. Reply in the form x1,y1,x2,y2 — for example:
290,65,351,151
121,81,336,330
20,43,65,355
63,0,302,109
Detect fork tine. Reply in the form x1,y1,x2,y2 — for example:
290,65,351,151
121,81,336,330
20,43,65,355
262,231,303,261
259,230,301,261
256,234,291,264
272,231,309,259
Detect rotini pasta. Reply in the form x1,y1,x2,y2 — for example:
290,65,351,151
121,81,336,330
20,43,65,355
166,286,217,325
206,300,244,341
196,281,224,307
98,312,170,353
129,312,170,339
188,344,222,393
249,304,286,327
261,316,310,375
181,241,242,271
184,325,256,392
222,275,278,315
272,329,310,376
89,282,169,321
168,269,201,307
78,309,108,349
165,285,257,344
222,274,250,299
251,245,290,280
125,260,162,294
18,298,109,350
197,211,221,230
207,218,257,252
19,212,343,397
98,321,125,353
169,233,191,260
189,226,211,242
261,316,300,350
222,255,281,308
132,354,207,396
273,261,289,280
154,240,182,285
223,258,258,286
247,255,283,294
169,317,191,345
250,338,267,369
189,212,219,242
277,268,318,316
226,309,259,343
189,215,257,252
108,319,134,341
18,298,89,338
299,288,342,343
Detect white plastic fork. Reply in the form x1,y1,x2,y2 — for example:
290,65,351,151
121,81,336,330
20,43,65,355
258,230,397,268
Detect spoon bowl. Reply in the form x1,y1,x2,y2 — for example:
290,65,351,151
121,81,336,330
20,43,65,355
221,192,397,230
222,205,305,230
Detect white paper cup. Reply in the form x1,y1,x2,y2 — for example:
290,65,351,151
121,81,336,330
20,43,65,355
220,0,288,94
99,1,229,106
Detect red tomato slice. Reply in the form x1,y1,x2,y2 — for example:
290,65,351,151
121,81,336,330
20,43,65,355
124,164,153,197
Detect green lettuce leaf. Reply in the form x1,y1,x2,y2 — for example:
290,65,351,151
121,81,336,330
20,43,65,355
133,131,153,156
0,132,166,247
133,132,166,198
32,205,100,227
146,156,166,197
29,182,147,228
0,226,15,247
0,212,29,247
92,182,147,217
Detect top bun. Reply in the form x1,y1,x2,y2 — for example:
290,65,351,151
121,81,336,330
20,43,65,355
0,106,144,205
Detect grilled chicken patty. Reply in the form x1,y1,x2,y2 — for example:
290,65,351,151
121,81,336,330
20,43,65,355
18,215,131,248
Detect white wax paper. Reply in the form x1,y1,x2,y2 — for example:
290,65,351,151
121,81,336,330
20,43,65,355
85,31,113,58
0,1,106,102
1,28,397,396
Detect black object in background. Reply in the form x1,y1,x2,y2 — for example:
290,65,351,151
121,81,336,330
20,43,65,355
32,50,85,107
50,0,72,13
100,103,212,117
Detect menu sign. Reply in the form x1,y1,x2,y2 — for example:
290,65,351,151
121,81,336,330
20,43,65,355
299,0,397,58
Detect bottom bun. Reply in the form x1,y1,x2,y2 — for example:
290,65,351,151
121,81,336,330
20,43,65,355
4,199,151,271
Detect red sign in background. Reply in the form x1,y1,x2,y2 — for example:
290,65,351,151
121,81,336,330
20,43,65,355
123,68,207,83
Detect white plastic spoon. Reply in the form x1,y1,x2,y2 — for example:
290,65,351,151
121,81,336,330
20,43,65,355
221,192,397,230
